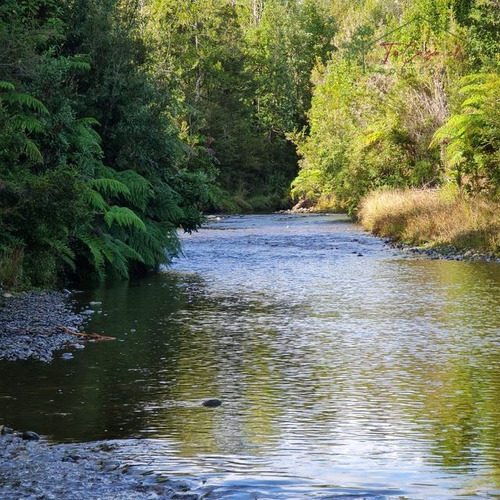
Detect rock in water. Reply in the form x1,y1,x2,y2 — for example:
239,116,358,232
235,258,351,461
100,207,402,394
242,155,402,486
202,399,222,408
22,431,40,441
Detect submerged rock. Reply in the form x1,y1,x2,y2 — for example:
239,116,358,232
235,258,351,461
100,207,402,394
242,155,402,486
202,399,222,408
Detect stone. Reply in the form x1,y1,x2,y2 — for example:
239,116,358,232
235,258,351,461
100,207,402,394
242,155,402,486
202,399,222,408
22,431,40,441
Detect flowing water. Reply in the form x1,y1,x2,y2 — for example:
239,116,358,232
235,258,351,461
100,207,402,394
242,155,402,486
2,214,500,499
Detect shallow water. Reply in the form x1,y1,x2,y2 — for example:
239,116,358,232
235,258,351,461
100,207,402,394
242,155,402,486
2,214,500,499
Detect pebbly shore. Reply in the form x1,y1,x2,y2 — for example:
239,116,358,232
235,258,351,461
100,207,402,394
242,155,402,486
389,241,500,263
0,432,200,500
0,290,86,362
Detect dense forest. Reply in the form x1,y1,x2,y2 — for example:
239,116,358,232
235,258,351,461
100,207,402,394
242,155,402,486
1,0,499,287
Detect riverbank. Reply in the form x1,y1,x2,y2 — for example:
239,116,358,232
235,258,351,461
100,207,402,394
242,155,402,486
0,432,197,500
0,290,87,362
0,290,202,499
358,188,500,260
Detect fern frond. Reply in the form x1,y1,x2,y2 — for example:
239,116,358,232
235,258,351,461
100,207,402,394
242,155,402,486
104,206,147,231
78,117,100,126
111,238,145,263
67,60,91,72
79,232,106,279
430,114,483,147
128,220,179,267
42,238,76,271
11,114,44,133
0,81,15,91
23,140,43,163
148,183,184,222
115,170,153,210
2,92,49,114
83,189,109,212
89,178,131,197
462,95,487,109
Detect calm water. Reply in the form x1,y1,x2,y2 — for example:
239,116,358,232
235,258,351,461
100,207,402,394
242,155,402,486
2,214,500,499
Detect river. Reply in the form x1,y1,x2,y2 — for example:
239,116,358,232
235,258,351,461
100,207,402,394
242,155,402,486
1,214,500,499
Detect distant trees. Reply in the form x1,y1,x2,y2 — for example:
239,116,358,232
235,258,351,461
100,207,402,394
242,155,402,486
145,0,336,211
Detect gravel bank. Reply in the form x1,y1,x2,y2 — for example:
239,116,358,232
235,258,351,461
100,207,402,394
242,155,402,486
0,433,199,500
0,290,87,362
390,241,500,262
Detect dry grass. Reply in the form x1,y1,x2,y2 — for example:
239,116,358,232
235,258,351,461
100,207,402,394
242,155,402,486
358,188,500,254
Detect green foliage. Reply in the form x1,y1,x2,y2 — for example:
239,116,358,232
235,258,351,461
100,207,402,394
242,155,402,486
0,0,211,287
145,0,336,207
291,0,499,212
431,71,500,192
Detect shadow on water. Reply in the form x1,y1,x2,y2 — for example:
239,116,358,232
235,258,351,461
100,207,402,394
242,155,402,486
1,214,500,499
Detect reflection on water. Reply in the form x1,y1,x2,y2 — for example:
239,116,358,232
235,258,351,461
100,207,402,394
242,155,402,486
1,214,500,499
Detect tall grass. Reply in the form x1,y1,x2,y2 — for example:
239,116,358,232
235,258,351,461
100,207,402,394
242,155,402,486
0,247,24,289
358,188,500,254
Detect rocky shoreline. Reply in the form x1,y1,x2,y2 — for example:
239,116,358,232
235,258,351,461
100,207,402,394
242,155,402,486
0,290,87,362
0,432,199,500
389,240,500,263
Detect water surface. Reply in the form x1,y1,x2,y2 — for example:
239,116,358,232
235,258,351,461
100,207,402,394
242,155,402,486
2,214,500,499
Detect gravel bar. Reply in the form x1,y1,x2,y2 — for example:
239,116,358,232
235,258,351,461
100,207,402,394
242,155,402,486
0,291,85,362
0,433,200,499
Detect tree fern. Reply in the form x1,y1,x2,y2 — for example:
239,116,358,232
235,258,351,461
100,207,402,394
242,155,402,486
431,71,500,191
104,206,147,232
89,177,131,197
42,238,76,271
